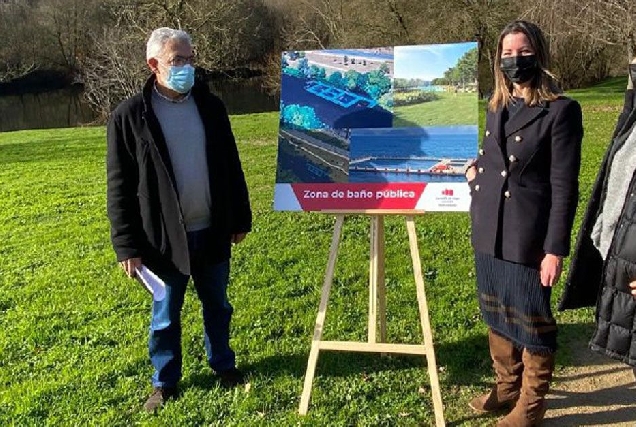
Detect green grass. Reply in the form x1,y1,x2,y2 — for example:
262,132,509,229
394,92,478,126
0,78,624,425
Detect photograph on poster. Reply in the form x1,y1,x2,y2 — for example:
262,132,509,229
279,48,394,129
348,125,477,183
274,42,479,211
392,43,478,127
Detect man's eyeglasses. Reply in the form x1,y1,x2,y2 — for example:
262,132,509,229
166,55,196,67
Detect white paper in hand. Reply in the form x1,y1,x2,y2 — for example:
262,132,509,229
135,265,167,301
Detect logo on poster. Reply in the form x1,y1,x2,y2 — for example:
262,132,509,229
435,186,461,208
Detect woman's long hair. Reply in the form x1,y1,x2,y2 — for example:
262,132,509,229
489,20,561,112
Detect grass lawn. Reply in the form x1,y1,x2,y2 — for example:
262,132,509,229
393,92,478,127
0,77,627,426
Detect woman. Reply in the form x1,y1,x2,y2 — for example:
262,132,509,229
560,59,636,380
466,20,583,426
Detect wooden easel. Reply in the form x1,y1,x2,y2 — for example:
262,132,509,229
298,210,445,426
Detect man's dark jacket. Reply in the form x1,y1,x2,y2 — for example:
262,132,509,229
560,88,636,367
106,75,252,275
470,97,583,265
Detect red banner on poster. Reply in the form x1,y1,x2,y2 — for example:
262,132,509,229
291,183,426,211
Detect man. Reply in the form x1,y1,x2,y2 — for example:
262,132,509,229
106,27,251,412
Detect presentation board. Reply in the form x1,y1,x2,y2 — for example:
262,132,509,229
274,43,478,211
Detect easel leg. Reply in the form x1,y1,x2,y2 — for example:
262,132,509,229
369,215,387,347
299,214,345,415
406,216,446,427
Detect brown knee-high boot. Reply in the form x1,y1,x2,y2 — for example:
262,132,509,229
496,349,555,426
469,330,523,413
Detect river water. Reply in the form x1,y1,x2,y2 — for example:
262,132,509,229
0,77,279,133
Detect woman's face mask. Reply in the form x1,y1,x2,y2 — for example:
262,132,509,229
500,55,538,84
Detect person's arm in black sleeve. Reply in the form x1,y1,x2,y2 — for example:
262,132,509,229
612,62,636,139
106,112,144,261
218,103,252,234
544,99,584,257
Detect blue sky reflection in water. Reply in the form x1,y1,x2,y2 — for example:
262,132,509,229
348,126,478,183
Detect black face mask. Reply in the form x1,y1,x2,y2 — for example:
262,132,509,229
500,55,538,84
629,64,636,87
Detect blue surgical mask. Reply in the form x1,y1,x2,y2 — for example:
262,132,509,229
165,64,195,94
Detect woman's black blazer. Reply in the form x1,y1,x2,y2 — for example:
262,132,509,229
470,96,583,266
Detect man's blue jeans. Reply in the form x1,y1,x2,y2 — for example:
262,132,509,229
148,229,235,388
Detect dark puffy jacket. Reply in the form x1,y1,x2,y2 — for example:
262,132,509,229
560,88,636,367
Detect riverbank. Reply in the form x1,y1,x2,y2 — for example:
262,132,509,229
0,78,634,425
0,75,278,133
0,69,75,96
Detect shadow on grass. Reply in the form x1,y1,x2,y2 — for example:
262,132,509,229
545,406,636,426
178,321,634,425
548,380,636,410
240,351,423,380
543,379,636,426
234,332,493,388
555,321,616,369
181,371,222,391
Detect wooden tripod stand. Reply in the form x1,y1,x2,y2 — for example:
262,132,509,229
298,211,445,426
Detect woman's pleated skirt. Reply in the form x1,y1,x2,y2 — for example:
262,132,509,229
475,252,557,353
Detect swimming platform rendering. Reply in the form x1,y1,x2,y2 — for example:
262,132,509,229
349,157,472,176
305,81,378,108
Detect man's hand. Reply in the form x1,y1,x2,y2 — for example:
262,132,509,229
231,233,248,245
120,257,142,278
630,281,636,299
540,254,563,287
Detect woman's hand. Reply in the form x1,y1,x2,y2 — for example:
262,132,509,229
540,253,563,287
630,281,636,299
466,165,477,182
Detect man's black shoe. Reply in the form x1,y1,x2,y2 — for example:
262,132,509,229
217,367,245,388
143,386,177,412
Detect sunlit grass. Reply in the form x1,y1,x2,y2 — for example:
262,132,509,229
0,77,623,425
393,92,478,127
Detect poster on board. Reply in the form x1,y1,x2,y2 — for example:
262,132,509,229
274,42,478,212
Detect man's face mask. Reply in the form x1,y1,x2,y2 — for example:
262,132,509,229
500,55,538,84
165,64,195,94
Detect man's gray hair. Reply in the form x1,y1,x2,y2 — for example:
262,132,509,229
146,27,192,60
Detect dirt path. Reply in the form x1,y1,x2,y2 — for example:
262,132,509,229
543,328,636,426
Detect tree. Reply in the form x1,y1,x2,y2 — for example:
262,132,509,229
365,69,391,99
309,64,327,80
451,47,478,86
522,0,620,87
37,0,103,74
80,26,147,119
0,2,39,82
327,70,344,87
298,57,310,77
78,0,280,117
344,69,365,92
531,0,635,61
281,104,325,129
